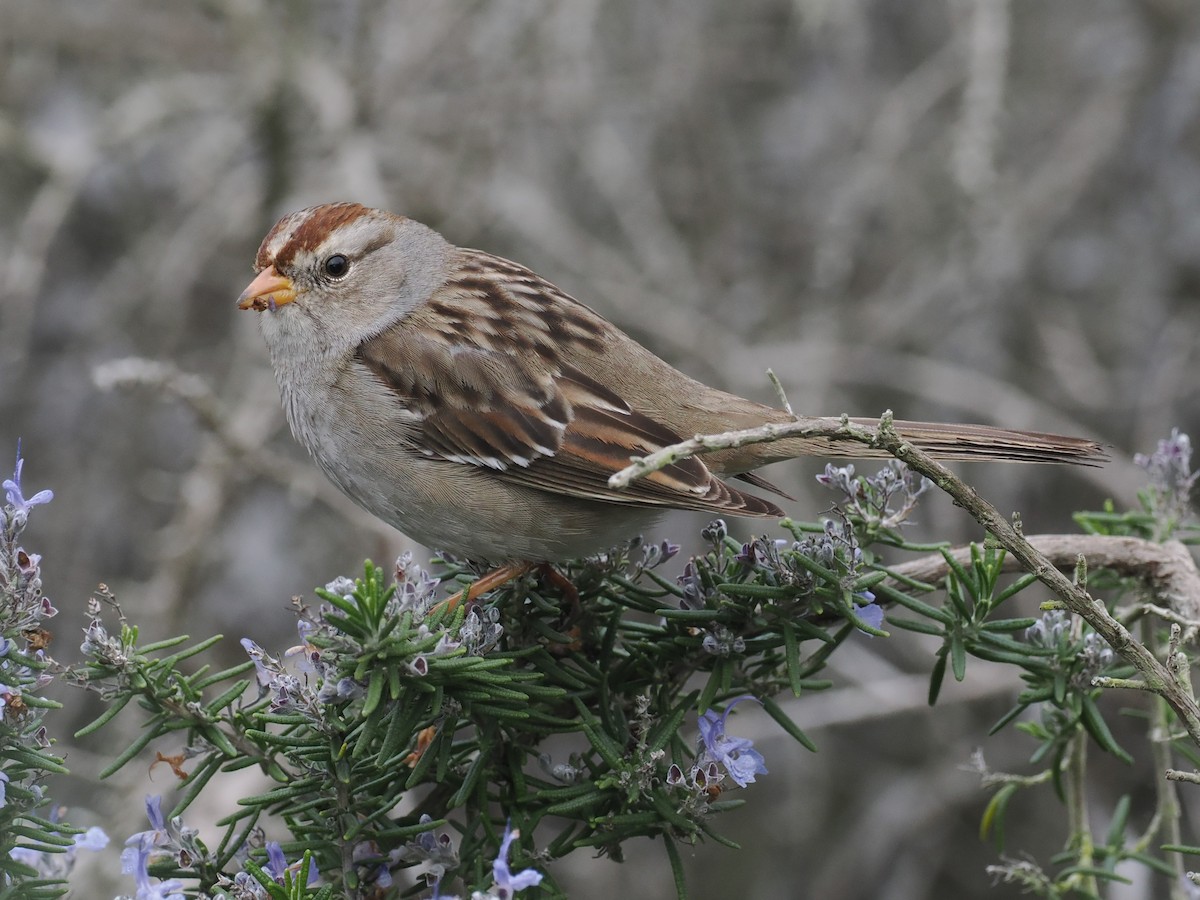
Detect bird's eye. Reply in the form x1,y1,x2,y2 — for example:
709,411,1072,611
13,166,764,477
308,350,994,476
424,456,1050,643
323,254,350,278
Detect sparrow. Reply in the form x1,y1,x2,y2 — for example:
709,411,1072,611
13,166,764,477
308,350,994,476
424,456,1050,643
237,202,1105,569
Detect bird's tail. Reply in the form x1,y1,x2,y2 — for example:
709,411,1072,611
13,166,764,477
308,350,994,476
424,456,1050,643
772,417,1108,465
709,416,1108,474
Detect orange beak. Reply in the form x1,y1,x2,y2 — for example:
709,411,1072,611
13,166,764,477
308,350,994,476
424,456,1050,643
237,266,297,312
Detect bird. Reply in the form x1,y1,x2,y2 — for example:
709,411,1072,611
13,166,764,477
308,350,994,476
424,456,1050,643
237,202,1105,595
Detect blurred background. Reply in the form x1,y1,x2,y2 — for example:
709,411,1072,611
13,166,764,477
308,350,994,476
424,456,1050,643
2,0,1198,896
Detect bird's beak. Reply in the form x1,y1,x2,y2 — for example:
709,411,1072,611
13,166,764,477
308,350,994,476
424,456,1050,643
237,266,297,312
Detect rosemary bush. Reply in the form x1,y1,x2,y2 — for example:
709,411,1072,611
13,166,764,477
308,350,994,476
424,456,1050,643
3,432,1200,899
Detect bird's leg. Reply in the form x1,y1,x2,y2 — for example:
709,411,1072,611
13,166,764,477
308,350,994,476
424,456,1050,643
430,561,584,627
536,563,583,620
433,561,538,616
536,563,585,654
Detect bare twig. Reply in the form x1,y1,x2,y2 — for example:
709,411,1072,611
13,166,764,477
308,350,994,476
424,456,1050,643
608,414,861,490
766,369,794,416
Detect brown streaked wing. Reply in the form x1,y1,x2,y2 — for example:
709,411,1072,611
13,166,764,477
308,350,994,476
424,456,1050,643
356,329,568,471
353,265,782,516
525,367,779,513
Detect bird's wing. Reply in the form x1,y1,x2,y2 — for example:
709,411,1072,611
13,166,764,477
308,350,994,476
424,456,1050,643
353,252,781,516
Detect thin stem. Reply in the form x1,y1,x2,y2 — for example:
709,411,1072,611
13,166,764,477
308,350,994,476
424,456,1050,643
1064,730,1098,896
1143,619,1188,898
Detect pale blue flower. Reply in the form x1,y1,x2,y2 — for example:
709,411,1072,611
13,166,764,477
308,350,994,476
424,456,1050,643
122,840,185,900
3,442,53,513
263,841,319,886
697,695,768,787
124,795,169,852
73,826,109,851
855,591,884,633
240,638,271,688
491,820,543,896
